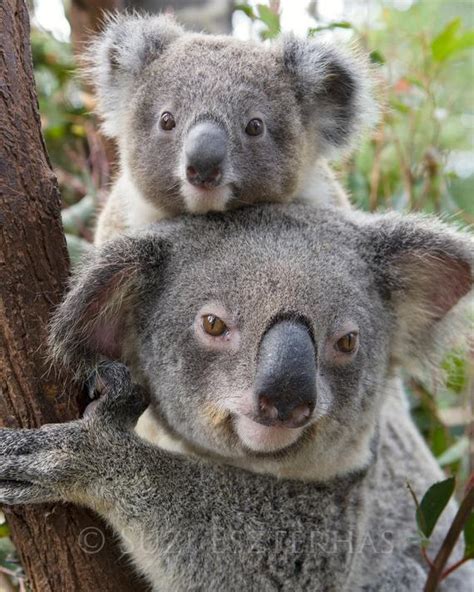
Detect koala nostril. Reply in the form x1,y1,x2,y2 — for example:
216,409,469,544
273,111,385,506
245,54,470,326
289,402,312,426
206,167,220,182
186,165,198,181
256,395,313,428
258,395,279,421
186,164,222,188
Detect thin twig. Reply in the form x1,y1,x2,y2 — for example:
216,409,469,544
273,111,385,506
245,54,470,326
392,134,414,207
369,124,385,210
441,556,472,580
424,476,474,591
422,546,435,569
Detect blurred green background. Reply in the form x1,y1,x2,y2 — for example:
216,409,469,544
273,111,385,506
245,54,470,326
1,1,473,589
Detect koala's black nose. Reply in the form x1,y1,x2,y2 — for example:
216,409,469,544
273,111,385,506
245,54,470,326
254,320,316,429
184,121,227,188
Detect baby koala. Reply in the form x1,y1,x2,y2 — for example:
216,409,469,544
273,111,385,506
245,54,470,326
1,204,472,590
88,13,378,244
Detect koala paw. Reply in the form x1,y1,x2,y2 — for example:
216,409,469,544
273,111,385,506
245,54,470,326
85,361,149,429
0,422,83,505
0,362,148,507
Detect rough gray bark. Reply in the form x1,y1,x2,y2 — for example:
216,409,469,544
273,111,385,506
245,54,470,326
0,1,147,590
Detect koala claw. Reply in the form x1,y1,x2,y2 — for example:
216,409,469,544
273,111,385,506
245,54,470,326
85,361,150,429
83,399,100,418
85,361,113,399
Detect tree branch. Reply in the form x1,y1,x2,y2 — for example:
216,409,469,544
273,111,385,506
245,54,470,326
0,1,147,590
424,478,474,592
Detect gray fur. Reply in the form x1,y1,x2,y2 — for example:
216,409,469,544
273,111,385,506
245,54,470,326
2,204,472,590
86,14,378,242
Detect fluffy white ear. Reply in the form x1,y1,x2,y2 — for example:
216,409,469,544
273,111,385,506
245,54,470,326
282,36,379,158
361,212,473,370
85,13,184,137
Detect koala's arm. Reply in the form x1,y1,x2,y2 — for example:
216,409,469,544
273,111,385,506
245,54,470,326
0,363,211,587
0,364,158,510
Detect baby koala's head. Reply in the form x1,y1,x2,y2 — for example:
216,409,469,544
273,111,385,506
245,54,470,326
87,14,377,215
50,205,472,480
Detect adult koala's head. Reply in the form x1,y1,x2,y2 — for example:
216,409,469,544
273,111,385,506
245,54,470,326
87,14,377,215
50,206,472,480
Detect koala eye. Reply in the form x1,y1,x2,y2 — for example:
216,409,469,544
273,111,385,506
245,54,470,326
202,314,229,337
335,332,359,354
245,118,264,137
160,112,176,131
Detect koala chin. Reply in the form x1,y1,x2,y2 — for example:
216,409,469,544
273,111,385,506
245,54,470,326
86,13,378,244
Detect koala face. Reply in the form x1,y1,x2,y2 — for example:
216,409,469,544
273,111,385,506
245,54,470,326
127,36,305,215
51,205,472,474
88,15,377,215
133,216,391,458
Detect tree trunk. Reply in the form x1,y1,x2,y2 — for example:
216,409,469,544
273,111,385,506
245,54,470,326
70,0,124,54
69,0,125,177
0,2,148,590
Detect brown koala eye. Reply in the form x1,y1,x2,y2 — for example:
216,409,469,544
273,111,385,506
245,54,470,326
245,118,264,136
202,314,228,337
336,332,359,354
160,112,176,131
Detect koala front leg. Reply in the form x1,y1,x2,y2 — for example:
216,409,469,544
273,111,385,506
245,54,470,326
0,362,149,510
0,420,85,505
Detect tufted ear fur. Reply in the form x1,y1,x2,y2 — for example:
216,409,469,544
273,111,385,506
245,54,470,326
361,212,473,370
49,233,167,379
282,36,379,158
85,13,184,137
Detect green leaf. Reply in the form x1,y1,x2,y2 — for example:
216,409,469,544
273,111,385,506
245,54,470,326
436,437,469,467
308,22,352,37
0,522,9,538
431,19,474,62
417,477,455,539
329,21,351,29
407,481,430,547
432,18,462,61
0,510,9,538
0,536,17,569
257,4,280,39
452,31,474,54
464,510,474,559
442,351,467,394
235,3,256,20
370,49,385,64
390,99,410,114
405,76,424,90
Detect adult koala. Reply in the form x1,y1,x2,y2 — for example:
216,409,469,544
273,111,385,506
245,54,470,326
87,13,377,243
1,204,472,591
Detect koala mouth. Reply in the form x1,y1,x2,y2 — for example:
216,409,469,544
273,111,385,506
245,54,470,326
234,414,305,454
181,181,233,214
